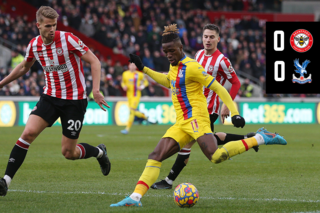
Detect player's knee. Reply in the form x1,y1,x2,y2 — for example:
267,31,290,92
211,148,228,164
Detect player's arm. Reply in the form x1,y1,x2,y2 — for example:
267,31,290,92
220,59,241,122
142,67,170,88
0,59,35,89
81,49,109,111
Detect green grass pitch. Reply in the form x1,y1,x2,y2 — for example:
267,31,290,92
0,124,319,212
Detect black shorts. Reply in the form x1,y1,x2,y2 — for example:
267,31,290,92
209,113,219,133
30,94,88,139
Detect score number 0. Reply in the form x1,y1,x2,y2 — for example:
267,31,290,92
274,30,285,82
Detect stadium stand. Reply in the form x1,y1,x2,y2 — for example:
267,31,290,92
0,0,318,98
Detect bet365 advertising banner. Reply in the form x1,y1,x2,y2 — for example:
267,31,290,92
1,101,320,127
240,102,317,124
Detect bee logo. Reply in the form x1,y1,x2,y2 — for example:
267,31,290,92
294,36,309,47
290,29,313,53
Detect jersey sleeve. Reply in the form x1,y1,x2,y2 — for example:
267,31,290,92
219,57,237,80
24,38,35,62
66,33,89,57
143,67,170,88
187,62,216,88
219,57,240,99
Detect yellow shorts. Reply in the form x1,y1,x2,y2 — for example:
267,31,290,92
162,116,212,149
128,96,141,109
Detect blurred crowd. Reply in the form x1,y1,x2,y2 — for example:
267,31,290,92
0,0,318,98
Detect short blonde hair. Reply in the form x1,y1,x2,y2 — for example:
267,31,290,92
36,6,59,23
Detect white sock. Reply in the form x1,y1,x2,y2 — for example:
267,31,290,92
3,175,12,187
165,177,173,185
254,134,265,145
96,147,104,158
130,192,142,201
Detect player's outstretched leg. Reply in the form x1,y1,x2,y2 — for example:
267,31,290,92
97,144,111,176
210,128,287,164
110,196,142,207
0,178,8,196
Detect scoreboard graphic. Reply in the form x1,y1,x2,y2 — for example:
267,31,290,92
266,22,320,94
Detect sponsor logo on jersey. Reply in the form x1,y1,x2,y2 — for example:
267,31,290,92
290,29,313,53
43,64,68,73
292,59,312,84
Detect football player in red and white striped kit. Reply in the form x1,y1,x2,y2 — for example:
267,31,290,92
151,24,258,189
0,6,110,196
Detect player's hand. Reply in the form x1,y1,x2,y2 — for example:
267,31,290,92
93,91,110,111
231,115,245,128
129,54,144,71
220,104,230,123
122,86,127,91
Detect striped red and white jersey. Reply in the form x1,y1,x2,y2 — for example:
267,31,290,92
195,49,239,115
25,31,89,100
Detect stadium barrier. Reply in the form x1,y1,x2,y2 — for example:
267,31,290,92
0,96,319,127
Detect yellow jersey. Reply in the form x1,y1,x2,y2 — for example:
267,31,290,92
168,55,216,122
121,70,149,98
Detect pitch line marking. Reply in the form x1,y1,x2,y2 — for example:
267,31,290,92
8,189,320,203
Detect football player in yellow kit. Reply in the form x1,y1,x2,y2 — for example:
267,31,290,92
110,24,287,207
120,63,150,134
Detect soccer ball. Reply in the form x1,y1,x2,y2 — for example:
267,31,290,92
173,183,199,208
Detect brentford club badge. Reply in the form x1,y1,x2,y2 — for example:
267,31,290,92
56,47,63,56
290,29,313,53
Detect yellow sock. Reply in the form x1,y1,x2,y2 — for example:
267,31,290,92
211,138,258,164
133,159,162,197
125,109,135,131
135,111,147,120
